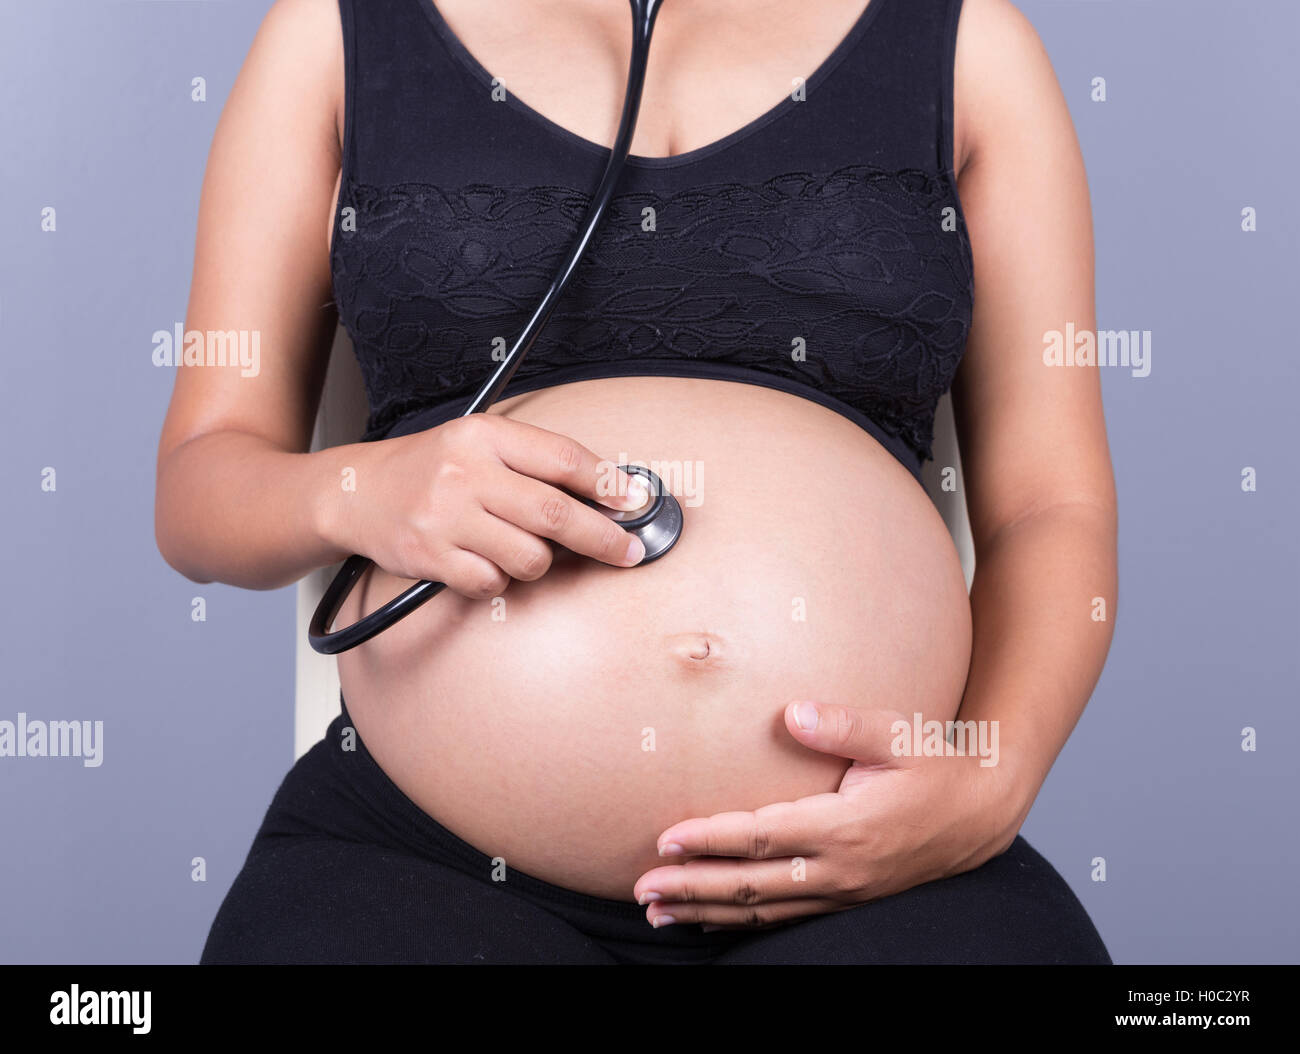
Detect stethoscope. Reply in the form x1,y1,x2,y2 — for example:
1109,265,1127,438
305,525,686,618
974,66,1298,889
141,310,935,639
309,0,679,655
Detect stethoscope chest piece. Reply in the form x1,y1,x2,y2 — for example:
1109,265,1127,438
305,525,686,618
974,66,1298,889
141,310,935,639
582,464,683,563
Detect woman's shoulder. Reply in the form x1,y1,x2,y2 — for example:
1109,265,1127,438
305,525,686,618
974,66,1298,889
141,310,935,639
219,0,348,179
253,0,345,61
951,0,1066,179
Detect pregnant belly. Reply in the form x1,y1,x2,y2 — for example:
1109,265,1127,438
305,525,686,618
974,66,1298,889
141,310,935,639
336,376,973,900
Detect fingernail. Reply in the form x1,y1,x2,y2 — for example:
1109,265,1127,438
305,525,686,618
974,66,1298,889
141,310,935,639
638,891,662,905
793,701,820,731
623,476,651,510
658,842,684,857
651,914,676,928
624,536,646,565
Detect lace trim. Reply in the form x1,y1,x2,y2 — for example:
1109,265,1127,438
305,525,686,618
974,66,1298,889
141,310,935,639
330,163,974,458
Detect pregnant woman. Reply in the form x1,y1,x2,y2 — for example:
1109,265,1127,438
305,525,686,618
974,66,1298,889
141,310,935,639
158,0,1117,964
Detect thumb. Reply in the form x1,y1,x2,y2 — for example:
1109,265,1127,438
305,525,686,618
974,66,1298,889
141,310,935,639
785,700,910,765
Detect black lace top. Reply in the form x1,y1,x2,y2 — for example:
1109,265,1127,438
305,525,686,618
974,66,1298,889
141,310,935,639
331,0,973,480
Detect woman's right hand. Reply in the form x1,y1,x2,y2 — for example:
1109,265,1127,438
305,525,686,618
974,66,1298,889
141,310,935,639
322,415,655,599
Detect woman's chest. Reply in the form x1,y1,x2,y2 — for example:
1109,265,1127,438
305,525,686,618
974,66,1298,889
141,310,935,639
426,0,880,161
330,163,973,458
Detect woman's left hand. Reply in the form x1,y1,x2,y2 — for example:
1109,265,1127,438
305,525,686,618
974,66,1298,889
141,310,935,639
632,700,1033,929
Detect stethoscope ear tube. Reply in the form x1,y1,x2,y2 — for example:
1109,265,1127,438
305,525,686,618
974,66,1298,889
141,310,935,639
309,0,670,655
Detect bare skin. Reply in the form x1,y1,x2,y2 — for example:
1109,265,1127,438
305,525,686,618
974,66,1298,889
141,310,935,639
156,0,1116,917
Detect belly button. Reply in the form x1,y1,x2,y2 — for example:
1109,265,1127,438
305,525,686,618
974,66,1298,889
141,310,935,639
666,632,717,663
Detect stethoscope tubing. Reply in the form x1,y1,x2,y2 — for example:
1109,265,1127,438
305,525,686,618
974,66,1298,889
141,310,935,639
309,0,666,655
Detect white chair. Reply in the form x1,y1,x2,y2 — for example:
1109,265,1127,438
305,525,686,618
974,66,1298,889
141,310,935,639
293,327,368,759
922,391,977,593
293,328,976,758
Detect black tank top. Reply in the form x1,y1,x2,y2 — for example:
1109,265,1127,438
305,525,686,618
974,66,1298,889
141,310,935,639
332,0,972,481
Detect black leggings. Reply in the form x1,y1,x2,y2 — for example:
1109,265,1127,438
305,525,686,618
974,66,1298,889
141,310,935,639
201,704,1111,965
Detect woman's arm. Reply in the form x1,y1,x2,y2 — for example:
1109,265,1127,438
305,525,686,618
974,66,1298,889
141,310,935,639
155,0,352,589
632,0,1116,924
947,0,1116,829
156,0,655,596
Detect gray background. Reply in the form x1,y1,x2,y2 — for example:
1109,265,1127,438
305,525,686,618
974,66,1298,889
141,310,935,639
1,0,1295,964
